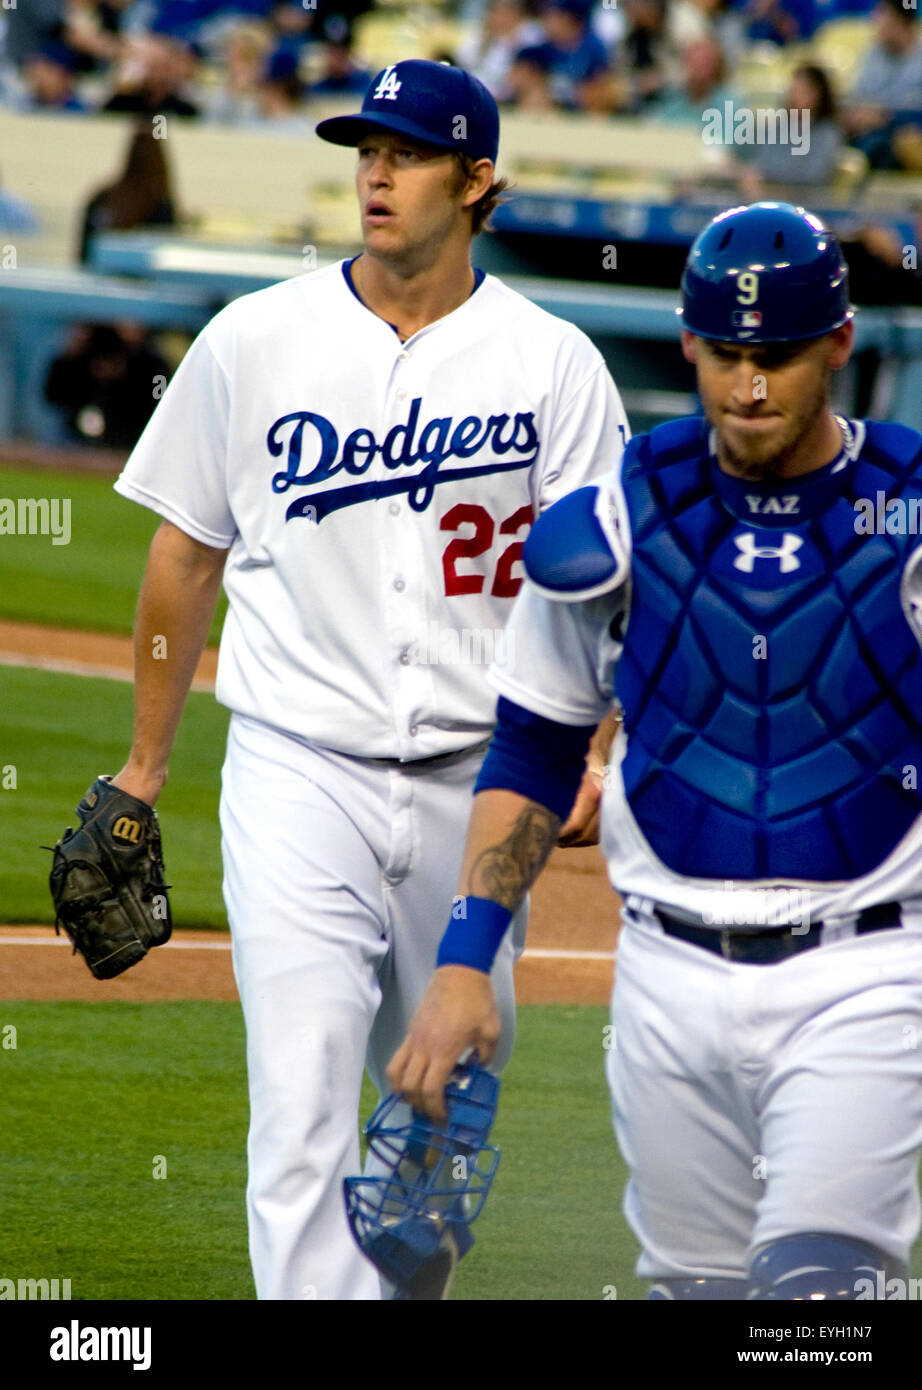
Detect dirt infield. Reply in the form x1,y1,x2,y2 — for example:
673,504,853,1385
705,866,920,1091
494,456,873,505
0,618,217,690
0,617,620,1006
0,849,618,1004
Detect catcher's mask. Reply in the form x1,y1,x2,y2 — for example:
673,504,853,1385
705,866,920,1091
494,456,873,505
343,1060,500,1300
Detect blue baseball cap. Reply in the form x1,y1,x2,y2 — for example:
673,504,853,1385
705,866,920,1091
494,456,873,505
316,59,499,163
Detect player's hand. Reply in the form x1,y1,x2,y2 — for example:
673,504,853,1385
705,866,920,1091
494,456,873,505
556,764,603,847
387,966,500,1120
557,708,620,847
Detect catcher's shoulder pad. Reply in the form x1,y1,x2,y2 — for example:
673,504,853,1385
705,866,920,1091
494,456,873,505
862,418,922,475
523,484,629,603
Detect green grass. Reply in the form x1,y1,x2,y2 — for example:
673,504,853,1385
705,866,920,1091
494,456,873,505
451,1004,639,1301
0,1001,635,1301
0,464,226,641
0,1002,253,1300
3,998,915,1302
1,666,228,925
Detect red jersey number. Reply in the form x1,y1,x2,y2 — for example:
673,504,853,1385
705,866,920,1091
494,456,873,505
441,503,534,599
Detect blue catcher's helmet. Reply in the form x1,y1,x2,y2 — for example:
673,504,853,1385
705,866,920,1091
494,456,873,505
679,202,854,344
343,1059,500,1300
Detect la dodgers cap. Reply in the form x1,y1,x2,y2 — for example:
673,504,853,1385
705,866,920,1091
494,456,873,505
315,59,499,164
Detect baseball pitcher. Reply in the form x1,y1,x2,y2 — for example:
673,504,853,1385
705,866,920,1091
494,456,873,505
52,60,630,1299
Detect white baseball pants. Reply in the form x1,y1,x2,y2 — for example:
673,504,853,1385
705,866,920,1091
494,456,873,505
220,713,526,1300
607,906,922,1283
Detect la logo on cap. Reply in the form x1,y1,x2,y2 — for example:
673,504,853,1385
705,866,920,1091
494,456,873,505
373,66,402,101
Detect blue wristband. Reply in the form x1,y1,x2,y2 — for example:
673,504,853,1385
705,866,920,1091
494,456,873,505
436,896,512,974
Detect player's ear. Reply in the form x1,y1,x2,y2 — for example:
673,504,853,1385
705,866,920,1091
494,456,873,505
826,319,855,371
681,330,700,364
460,158,495,207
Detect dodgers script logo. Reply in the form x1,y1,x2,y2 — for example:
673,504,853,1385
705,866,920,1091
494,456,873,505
268,397,541,522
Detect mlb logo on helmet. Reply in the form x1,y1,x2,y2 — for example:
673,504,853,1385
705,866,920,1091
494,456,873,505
315,59,500,164
733,311,762,329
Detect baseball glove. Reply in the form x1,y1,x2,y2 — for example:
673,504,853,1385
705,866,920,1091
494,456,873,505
48,776,172,979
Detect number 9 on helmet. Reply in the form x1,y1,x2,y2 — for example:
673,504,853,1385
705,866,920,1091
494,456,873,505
678,201,854,344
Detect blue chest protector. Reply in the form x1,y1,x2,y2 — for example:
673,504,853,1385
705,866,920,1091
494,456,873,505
618,417,922,880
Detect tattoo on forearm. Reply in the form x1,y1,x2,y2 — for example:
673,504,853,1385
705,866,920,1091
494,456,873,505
466,803,561,909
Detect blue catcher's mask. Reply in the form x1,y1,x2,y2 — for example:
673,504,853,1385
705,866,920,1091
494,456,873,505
343,1059,501,1300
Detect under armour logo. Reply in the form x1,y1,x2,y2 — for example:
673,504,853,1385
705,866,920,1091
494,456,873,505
373,65,402,101
732,532,803,573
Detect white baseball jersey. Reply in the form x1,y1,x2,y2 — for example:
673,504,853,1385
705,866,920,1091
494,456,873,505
115,260,629,760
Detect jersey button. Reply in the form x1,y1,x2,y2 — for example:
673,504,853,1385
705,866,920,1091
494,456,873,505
389,503,400,516
393,578,405,591
400,650,410,665
396,388,408,401
399,351,410,363
409,725,418,736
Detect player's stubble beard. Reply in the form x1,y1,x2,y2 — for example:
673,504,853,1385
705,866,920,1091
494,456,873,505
710,363,833,483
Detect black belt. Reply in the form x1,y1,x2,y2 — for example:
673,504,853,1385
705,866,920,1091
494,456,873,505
366,738,490,770
654,901,903,965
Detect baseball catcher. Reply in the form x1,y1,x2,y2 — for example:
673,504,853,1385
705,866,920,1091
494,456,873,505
48,775,172,979
390,202,922,1301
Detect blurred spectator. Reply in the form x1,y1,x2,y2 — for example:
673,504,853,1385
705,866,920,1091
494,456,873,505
691,0,747,71
844,202,922,306
620,0,704,109
63,0,128,68
456,0,544,103
737,63,844,194
649,34,734,121
0,168,39,233
137,1,231,41
202,18,272,122
45,323,172,449
22,41,89,112
254,46,312,131
308,38,370,97
744,0,812,46
841,201,922,415
511,0,612,112
506,44,557,108
103,32,201,116
3,0,65,67
78,123,177,264
267,0,374,50
269,1,319,55
843,0,922,168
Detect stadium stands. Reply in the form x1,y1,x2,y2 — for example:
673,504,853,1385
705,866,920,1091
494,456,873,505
4,0,922,444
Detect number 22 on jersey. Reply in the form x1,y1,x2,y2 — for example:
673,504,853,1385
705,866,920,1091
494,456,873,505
441,503,533,598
